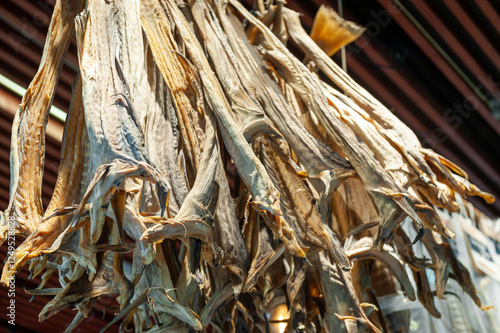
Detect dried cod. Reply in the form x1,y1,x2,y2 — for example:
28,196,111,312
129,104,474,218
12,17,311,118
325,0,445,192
0,1,494,332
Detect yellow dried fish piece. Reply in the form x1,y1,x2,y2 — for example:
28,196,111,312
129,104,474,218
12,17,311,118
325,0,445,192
255,136,349,269
161,0,284,217
420,228,482,307
412,263,442,318
189,0,282,143
39,250,131,321
310,5,366,57
284,7,435,180
1,78,87,286
76,1,170,214
312,250,382,333
284,6,493,211
141,112,220,251
215,2,351,179
421,148,495,204
323,83,412,188
141,0,204,178
141,107,221,296
0,0,84,246
112,179,157,265
243,211,286,292
147,288,202,331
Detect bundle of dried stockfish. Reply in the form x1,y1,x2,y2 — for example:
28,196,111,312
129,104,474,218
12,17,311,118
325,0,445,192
0,0,494,332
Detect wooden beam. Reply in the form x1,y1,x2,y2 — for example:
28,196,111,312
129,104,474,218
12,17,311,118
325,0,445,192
376,0,500,138
411,0,500,99
442,0,500,75
474,0,500,40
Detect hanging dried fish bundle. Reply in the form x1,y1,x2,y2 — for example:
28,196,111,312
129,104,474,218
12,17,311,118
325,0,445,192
0,0,494,332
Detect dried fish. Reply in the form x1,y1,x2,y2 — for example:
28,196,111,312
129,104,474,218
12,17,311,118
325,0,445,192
217,2,351,179
0,0,85,286
310,5,366,57
284,6,493,208
1,77,88,285
346,237,416,301
0,1,494,332
312,250,381,332
231,1,428,250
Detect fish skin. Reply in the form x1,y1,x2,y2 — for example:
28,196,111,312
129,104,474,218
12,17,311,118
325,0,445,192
412,265,442,318
146,288,202,331
110,179,157,266
283,6,493,210
116,0,189,213
312,250,382,333
217,3,351,179
286,256,309,310
243,222,285,292
139,68,188,213
149,0,306,259
1,77,88,286
232,2,425,250
142,2,253,327
420,229,453,300
323,83,412,188
351,262,392,332
0,0,85,249
189,0,282,144
211,160,251,296
216,6,356,252
76,2,170,221
141,0,205,179
392,227,425,270
420,228,482,308
281,8,435,182
346,237,416,302
159,0,281,219
256,136,349,269
141,111,219,248
39,244,132,322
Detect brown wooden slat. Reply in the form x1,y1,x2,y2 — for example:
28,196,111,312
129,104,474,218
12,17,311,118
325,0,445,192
0,1,79,67
411,1,500,99
376,0,500,139
0,27,76,92
443,0,500,75
475,0,500,36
